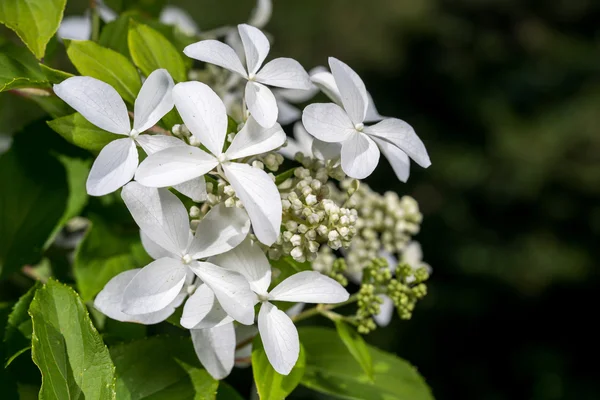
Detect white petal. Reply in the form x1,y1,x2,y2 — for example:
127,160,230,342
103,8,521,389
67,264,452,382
248,0,272,28
159,5,199,36
222,162,281,246
97,1,117,22
370,136,410,182
275,85,319,103
188,203,251,259
210,237,271,295
172,81,228,156
363,118,431,168
238,24,270,75
94,269,179,324
86,138,138,196
234,324,258,367
135,134,186,155
302,103,355,143
184,40,247,77
258,302,299,375
132,69,174,133
121,258,187,314
312,139,341,162
135,145,218,187
328,57,369,125
189,262,256,325
402,241,423,269
58,16,91,41
53,76,130,134
279,121,312,159
256,58,311,90
310,70,342,105
140,230,174,260
245,81,278,128
364,91,385,123
340,132,380,179
173,177,208,202
191,323,235,380
225,116,285,160
121,182,191,256
269,271,349,304
181,284,232,329
373,295,394,327
275,97,301,126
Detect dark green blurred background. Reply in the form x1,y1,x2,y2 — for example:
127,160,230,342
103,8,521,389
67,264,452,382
3,0,599,399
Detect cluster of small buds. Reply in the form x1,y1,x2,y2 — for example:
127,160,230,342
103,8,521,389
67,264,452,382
328,258,349,286
355,283,382,334
205,179,243,209
269,165,358,262
254,152,285,172
295,152,346,181
387,263,430,320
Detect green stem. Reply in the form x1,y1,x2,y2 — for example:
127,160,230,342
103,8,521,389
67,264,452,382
90,7,101,42
292,293,359,323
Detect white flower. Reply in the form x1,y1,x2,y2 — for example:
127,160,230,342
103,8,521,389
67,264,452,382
302,58,431,181
53,69,193,196
279,122,341,162
159,5,200,36
94,182,256,326
135,81,285,246
247,0,273,29
205,238,349,375
184,24,312,128
57,1,116,41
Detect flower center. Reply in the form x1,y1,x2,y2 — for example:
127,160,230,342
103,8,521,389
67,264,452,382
181,254,192,265
248,72,256,81
354,123,364,132
129,128,140,138
217,153,227,163
257,293,269,302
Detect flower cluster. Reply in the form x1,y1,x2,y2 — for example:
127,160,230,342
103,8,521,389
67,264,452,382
52,0,432,379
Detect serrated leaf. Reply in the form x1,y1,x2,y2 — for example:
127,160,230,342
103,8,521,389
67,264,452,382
29,279,116,400
0,43,49,92
128,20,187,82
252,336,306,400
74,214,152,302
0,0,67,59
334,320,374,381
66,40,141,104
176,360,219,400
110,335,204,400
299,327,434,400
47,112,118,153
3,282,40,367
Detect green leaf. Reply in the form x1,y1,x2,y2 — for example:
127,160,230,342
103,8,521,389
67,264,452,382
176,360,219,400
74,215,152,302
47,112,118,153
110,336,204,399
29,279,116,399
0,130,69,278
216,382,244,400
299,327,433,400
0,43,49,92
66,40,141,104
99,14,133,57
38,63,73,84
128,20,187,82
0,0,67,59
335,320,374,381
270,256,312,289
3,282,40,367
252,336,306,400
275,168,296,185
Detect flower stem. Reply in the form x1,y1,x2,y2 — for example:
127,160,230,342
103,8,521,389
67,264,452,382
292,293,359,323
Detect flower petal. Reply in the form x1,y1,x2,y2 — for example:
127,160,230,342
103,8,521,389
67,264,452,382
258,302,299,375
173,81,228,156
135,145,218,187
340,132,380,179
181,284,233,329
188,203,251,259
58,16,92,41
173,177,208,203
328,57,369,125
245,81,278,128
302,103,355,143
191,323,236,380
373,295,394,327
225,116,285,160
94,269,180,324
310,70,342,105
140,230,173,260
312,138,341,162
222,162,281,246
121,258,187,315
121,182,191,256
159,5,200,36
248,0,272,28
269,271,349,303
370,136,410,182
210,237,271,295
275,97,301,126
364,91,385,123
133,69,175,133
135,134,186,155
256,58,312,90
279,121,312,159
86,137,138,196
363,118,431,168
189,261,256,325
238,23,270,75
53,76,130,134
184,40,247,77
